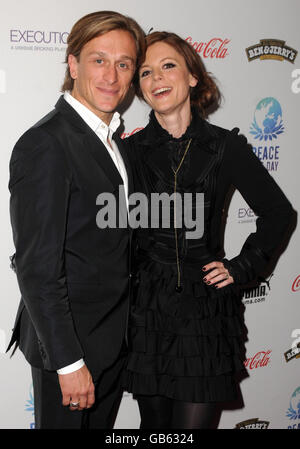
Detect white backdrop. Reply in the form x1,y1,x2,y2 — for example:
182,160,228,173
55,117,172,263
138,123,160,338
0,0,299,429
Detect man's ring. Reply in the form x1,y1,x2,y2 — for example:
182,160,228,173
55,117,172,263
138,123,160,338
70,401,80,407
225,273,229,280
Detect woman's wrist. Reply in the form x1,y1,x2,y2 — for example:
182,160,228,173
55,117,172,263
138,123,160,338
222,258,246,285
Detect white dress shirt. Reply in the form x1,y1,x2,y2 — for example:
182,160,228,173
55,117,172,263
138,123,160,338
57,92,129,375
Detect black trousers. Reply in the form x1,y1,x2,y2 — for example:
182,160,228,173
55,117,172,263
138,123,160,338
31,349,126,429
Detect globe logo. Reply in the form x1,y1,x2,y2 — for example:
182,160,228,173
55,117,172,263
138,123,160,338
250,97,284,141
25,383,34,415
286,386,300,420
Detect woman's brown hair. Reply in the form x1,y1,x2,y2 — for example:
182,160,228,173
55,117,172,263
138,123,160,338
134,31,221,117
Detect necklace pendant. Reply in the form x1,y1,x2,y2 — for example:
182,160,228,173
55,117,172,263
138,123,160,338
175,285,183,293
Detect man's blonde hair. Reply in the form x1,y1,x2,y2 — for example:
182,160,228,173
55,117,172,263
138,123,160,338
61,11,145,92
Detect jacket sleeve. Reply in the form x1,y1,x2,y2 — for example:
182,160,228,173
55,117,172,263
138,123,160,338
9,127,84,370
222,128,295,284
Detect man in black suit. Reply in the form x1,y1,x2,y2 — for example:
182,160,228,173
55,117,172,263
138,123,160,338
7,11,145,429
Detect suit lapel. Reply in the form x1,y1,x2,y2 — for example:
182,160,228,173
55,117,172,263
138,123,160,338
114,134,134,197
83,131,124,191
55,96,124,193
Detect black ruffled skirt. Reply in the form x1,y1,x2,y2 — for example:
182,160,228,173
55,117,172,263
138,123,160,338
122,256,246,403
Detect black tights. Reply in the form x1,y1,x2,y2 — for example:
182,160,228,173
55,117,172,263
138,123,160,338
137,395,217,429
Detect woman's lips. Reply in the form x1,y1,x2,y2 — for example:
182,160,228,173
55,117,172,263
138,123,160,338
152,87,172,97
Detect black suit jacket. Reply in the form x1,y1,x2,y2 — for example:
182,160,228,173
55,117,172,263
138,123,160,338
8,96,133,380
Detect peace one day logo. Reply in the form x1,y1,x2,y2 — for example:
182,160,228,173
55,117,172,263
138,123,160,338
25,383,35,429
286,387,300,429
250,97,284,172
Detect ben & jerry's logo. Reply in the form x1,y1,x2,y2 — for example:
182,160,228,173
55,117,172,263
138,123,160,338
284,330,300,363
235,418,270,429
285,343,300,363
246,39,297,63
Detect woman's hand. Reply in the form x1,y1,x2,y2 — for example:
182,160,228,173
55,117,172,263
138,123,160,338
202,261,234,288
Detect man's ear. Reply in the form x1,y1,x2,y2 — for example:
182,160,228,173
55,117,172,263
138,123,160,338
68,54,78,80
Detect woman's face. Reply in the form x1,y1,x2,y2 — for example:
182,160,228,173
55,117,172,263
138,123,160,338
139,41,198,116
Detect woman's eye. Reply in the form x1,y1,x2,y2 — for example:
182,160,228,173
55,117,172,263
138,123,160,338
140,70,151,78
164,62,175,69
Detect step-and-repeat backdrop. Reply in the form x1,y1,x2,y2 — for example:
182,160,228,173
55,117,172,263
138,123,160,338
0,0,299,429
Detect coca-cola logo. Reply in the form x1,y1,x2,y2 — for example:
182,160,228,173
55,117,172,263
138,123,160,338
244,350,272,369
185,37,230,58
121,127,144,140
292,275,300,292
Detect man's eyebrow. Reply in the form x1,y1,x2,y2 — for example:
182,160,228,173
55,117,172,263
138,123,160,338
87,51,135,62
118,55,136,63
86,51,106,57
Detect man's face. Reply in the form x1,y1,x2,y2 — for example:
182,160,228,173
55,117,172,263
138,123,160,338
68,29,137,124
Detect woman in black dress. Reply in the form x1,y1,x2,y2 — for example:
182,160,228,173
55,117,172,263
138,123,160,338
122,31,294,429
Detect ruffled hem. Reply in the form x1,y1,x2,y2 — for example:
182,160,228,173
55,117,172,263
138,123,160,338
126,256,245,401
130,327,243,357
122,370,240,403
126,351,244,377
130,308,244,337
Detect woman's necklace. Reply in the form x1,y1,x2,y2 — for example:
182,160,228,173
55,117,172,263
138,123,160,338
171,138,192,293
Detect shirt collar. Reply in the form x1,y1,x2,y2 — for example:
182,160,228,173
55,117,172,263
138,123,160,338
64,91,121,137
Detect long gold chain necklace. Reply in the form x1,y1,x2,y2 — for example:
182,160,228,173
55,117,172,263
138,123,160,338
171,138,192,293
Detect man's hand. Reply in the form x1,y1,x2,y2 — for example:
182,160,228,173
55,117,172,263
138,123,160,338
58,364,95,411
202,261,234,289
